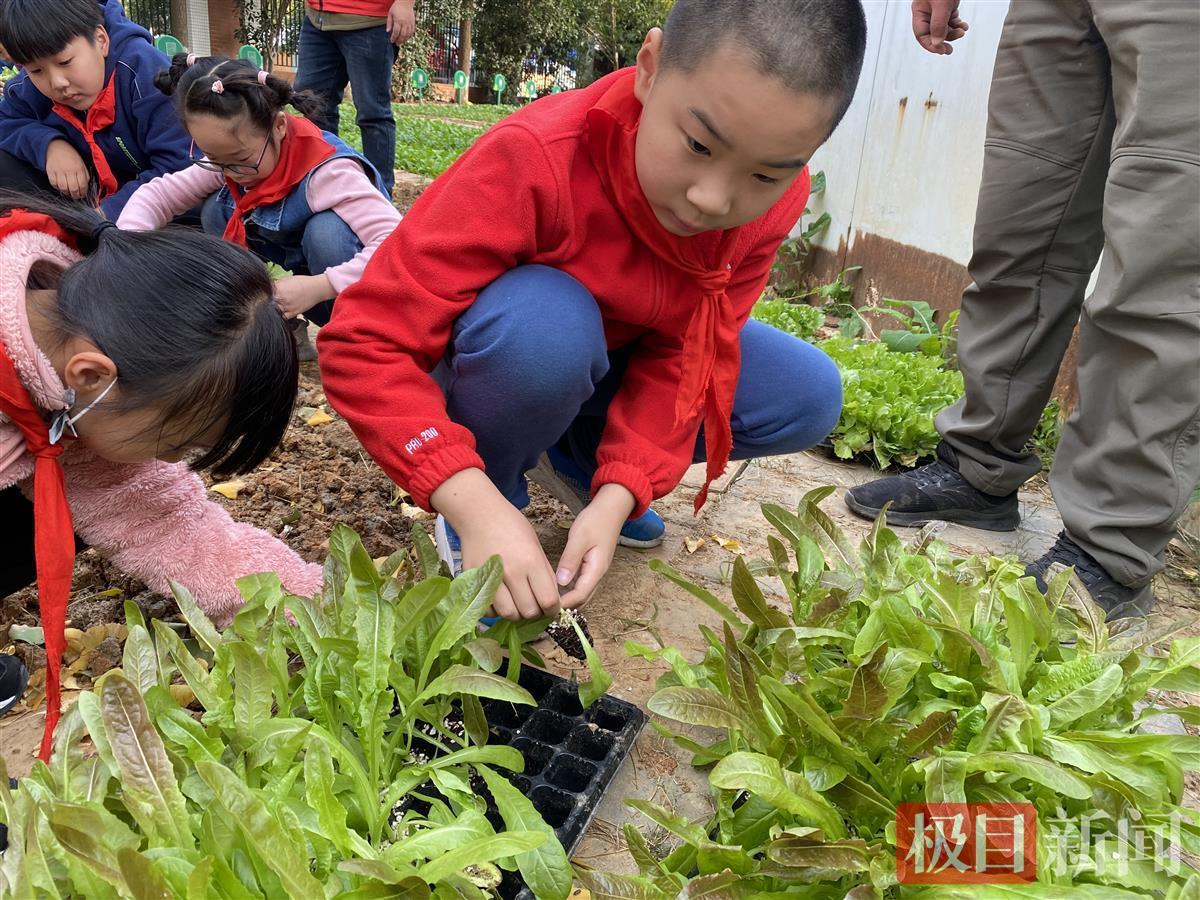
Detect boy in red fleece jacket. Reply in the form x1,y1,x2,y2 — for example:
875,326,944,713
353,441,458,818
319,0,867,621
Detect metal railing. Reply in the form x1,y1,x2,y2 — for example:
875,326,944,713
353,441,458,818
123,0,174,37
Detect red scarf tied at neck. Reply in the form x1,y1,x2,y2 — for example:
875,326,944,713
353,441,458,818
0,211,78,761
221,115,336,247
586,75,742,512
52,72,119,198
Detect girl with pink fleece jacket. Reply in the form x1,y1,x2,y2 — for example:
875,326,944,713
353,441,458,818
0,195,321,629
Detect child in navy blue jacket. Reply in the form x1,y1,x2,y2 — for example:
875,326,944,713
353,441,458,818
0,0,191,218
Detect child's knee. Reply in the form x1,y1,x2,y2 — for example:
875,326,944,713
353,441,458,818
805,346,844,440
746,343,843,456
199,193,230,235
302,211,360,268
460,266,609,389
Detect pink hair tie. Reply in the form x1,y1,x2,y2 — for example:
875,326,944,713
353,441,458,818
257,70,269,85
211,79,224,94
186,53,196,66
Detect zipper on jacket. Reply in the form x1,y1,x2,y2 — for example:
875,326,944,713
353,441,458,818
114,136,141,170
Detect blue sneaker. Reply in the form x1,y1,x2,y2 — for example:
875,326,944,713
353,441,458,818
530,447,665,549
434,514,464,578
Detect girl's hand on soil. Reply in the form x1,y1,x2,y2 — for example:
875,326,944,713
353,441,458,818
274,274,335,319
911,0,968,54
556,483,636,609
45,140,90,200
431,469,561,621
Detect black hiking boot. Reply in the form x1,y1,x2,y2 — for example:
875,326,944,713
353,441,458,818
1027,531,1155,620
0,652,28,716
844,445,1019,531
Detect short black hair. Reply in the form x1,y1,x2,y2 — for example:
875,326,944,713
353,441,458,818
0,0,104,64
660,0,868,133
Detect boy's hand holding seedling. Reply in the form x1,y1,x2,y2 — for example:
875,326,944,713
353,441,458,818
432,468,562,621
274,273,335,319
45,139,90,200
556,483,635,609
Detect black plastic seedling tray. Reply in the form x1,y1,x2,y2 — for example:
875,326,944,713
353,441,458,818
484,665,646,899
391,665,644,897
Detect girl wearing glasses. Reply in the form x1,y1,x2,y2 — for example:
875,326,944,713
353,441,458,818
116,54,400,360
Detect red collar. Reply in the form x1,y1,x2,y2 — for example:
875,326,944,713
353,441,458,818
52,73,119,198
222,116,337,246
585,71,742,511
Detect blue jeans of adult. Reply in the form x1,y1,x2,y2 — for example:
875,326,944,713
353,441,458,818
437,265,844,510
293,16,397,196
200,196,361,326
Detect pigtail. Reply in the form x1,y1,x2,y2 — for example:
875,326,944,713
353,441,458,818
268,74,325,122
0,189,115,253
153,51,195,97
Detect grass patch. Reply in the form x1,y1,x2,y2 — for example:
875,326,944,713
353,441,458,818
338,103,488,177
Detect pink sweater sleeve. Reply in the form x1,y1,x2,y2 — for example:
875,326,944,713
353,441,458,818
62,450,322,627
116,165,225,231
304,157,402,294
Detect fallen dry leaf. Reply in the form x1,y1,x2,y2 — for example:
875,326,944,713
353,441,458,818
400,503,430,521
711,534,742,552
169,684,197,708
211,479,247,500
684,536,706,554
306,409,334,427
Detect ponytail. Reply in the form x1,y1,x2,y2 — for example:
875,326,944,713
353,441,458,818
155,53,327,131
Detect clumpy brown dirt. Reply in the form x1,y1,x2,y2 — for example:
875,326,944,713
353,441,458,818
210,367,414,562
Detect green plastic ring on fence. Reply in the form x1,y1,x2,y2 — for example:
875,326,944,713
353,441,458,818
492,73,507,93
411,68,429,90
453,70,468,89
523,79,536,99
237,44,264,68
154,34,185,57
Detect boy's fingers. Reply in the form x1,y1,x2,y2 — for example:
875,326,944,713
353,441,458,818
530,566,561,617
492,585,518,621
559,547,604,609
508,578,542,621
555,532,587,588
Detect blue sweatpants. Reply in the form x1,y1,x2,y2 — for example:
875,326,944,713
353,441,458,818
437,265,843,509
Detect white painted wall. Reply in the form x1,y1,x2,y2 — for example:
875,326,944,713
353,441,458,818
179,0,212,55
804,0,1010,267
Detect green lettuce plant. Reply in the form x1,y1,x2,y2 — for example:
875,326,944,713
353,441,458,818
0,525,575,899
590,488,1200,897
818,337,964,468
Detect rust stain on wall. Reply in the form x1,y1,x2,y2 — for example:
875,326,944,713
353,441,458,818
797,230,1080,410
924,94,940,111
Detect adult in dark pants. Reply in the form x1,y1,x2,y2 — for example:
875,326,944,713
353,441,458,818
293,0,416,198
845,0,1200,620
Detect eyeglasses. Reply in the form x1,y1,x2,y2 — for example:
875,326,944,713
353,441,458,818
190,132,273,176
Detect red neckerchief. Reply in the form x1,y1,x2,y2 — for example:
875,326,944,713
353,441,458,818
585,71,742,512
52,73,119,198
222,115,336,246
0,210,78,761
